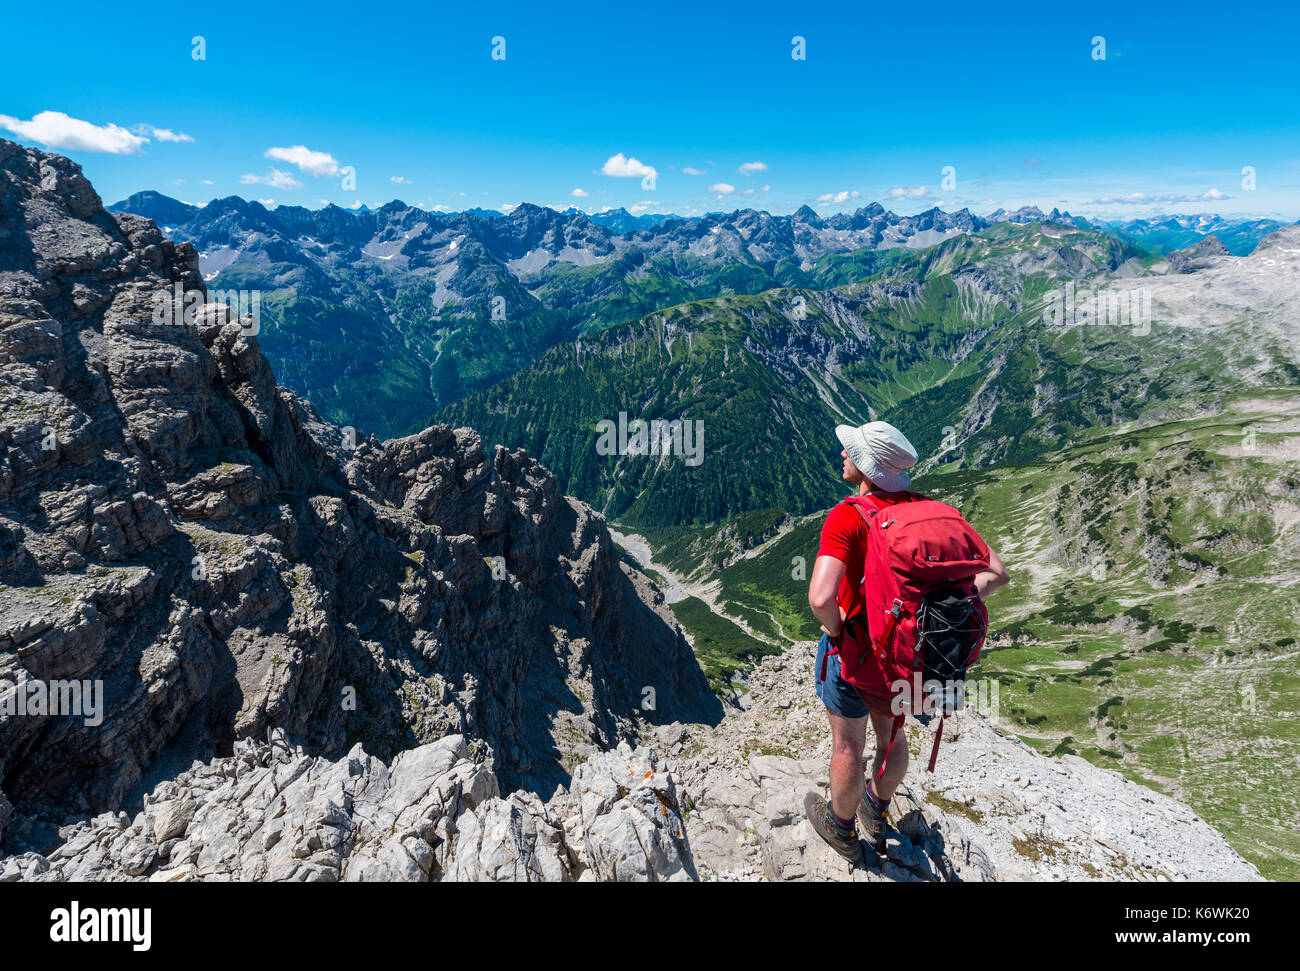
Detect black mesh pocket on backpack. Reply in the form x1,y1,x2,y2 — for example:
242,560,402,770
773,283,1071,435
918,588,985,712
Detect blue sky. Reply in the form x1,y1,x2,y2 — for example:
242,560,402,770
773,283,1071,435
3,0,1298,220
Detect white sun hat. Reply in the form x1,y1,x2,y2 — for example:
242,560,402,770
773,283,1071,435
835,420,919,492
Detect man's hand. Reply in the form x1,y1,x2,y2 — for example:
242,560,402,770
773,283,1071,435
974,549,1011,598
823,604,848,639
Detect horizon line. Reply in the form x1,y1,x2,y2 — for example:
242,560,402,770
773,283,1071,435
107,189,1300,227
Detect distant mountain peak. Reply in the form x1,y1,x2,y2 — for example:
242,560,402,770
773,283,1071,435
107,190,200,226
1167,233,1231,273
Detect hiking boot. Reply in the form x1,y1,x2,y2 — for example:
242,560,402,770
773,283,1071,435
803,791,864,863
856,782,889,852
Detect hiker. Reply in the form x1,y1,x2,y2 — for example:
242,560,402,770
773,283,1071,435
803,420,1009,862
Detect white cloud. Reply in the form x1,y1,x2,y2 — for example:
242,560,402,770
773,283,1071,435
601,153,658,180
201,179,214,185
241,169,303,190
0,110,147,154
708,183,736,196
390,175,412,185
136,124,194,143
817,190,861,205
571,187,589,197
1084,191,1233,206
887,186,929,199
431,204,453,212
1091,192,1150,205
348,200,363,210
265,145,341,178
682,166,706,176
741,184,771,196
738,161,767,176
499,202,520,213
257,198,277,208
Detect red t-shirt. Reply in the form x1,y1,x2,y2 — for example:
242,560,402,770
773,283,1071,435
816,493,918,616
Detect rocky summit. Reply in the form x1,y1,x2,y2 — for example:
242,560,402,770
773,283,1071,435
0,140,1265,882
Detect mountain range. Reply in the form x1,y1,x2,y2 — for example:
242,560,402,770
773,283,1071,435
101,192,1018,438
2,136,1250,885
106,189,1294,446
1,143,1290,879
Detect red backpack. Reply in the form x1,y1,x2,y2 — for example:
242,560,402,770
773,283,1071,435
824,492,990,775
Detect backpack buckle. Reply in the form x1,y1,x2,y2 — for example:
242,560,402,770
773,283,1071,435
889,599,904,617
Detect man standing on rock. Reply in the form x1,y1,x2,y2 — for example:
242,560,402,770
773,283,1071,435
803,420,1009,863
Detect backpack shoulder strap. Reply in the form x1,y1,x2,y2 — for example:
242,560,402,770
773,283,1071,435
843,494,881,526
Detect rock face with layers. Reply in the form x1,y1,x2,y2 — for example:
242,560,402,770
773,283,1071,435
0,137,721,841
1167,234,1230,274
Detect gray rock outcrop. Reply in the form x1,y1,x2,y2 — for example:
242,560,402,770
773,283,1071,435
1167,234,1230,273
0,730,692,883
6,641,1261,882
664,644,1262,882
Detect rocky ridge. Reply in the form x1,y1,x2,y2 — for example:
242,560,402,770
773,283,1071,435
3,640,1261,882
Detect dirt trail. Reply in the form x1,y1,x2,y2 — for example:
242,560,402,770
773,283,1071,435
608,527,786,648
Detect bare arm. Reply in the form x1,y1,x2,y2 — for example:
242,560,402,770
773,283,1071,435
974,549,1010,599
808,555,848,637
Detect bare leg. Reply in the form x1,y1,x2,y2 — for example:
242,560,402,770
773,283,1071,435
826,709,868,823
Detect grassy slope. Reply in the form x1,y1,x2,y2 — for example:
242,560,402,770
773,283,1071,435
667,596,782,695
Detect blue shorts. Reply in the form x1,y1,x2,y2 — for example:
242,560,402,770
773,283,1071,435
814,633,872,719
